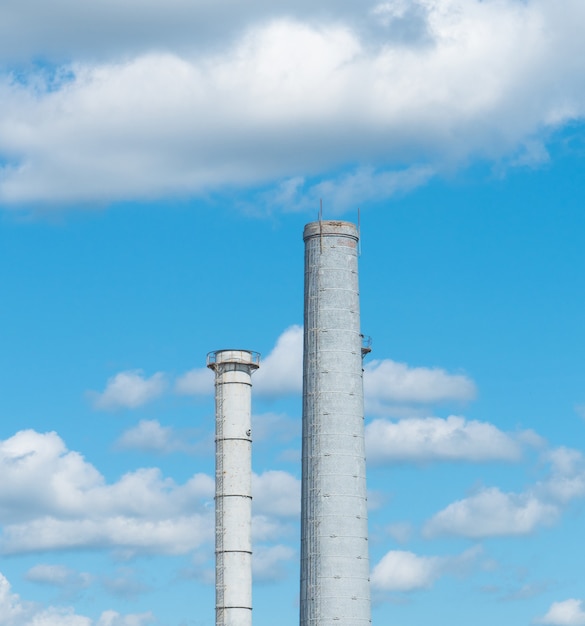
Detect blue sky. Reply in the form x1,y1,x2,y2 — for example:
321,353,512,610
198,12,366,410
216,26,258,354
1,1,585,625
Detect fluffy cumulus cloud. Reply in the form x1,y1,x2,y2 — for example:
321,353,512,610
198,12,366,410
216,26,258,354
364,360,476,411
0,572,153,626
0,429,214,555
253,325,303,396
371,550,441,592
424,447,585,538
1,0,585,209
0,429,300,556
537,599,585,626
371,546,480,593
365,416,522,464
89,370,166,410
424,487,559,539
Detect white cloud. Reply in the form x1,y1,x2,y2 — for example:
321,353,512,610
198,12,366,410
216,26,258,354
424,487,559,539
0,572,152,626
115,419,202,454
89,370,166,410
252,544,295,582
537,600,585,626
365,416,522,464
364,360,476,411
545,447,584,476
252,471,301,518
250,165,435,215
539,447,585,503
251,515,294,544
0,429,215,521
253,326,303,396
0,429,214,554
176,326,302,398
96,611,154,626
12,608,91,626
175,367,213,396
25,565,92,589
0,430,301,555
116,420,171,452
2,517,213,556
0,574,28,625
371,550,440,591
175,327,474,410
424,446,585,539
371,546,480,593
2,2,585,208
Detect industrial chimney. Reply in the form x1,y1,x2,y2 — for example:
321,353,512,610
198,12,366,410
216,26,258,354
300,221,371,626
207,349,260,626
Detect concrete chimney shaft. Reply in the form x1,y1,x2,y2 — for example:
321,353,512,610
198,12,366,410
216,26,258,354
300,221,371,626
207,349,260,626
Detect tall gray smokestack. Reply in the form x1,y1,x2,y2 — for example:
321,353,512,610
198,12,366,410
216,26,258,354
300,221,371,626
207,349,260,626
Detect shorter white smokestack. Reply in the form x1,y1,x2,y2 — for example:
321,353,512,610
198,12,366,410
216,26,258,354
207,349,260,626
